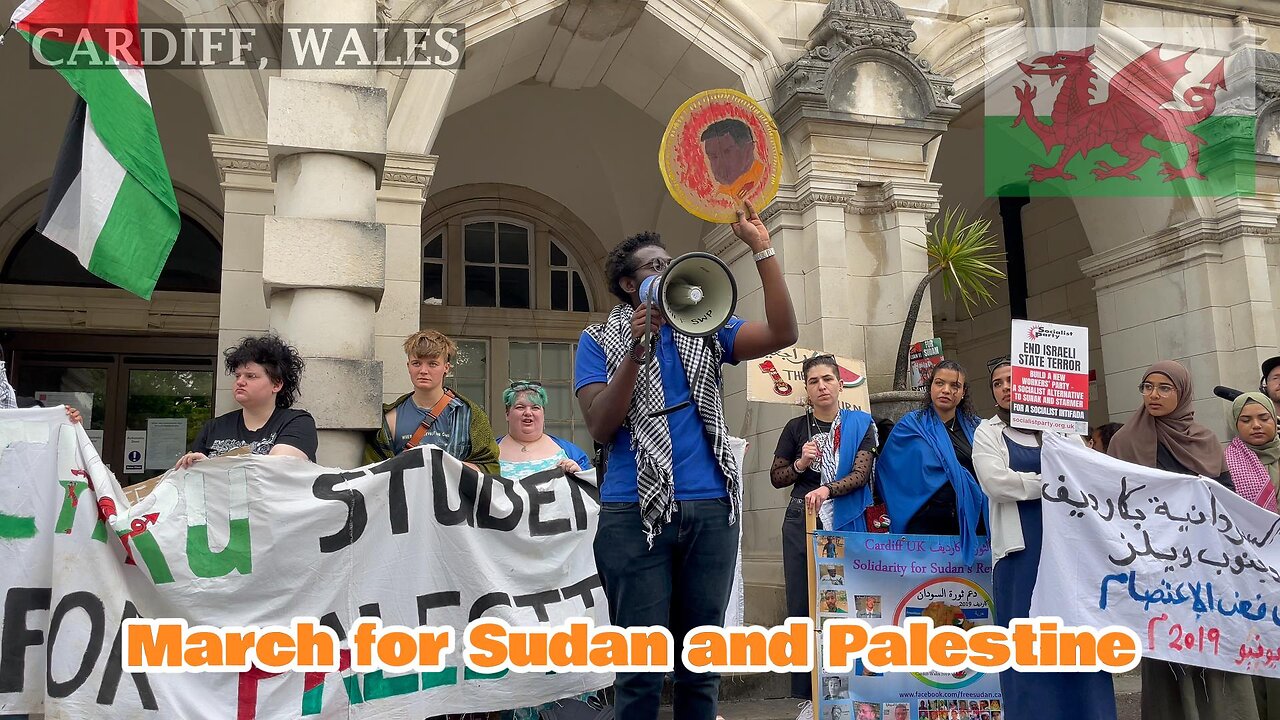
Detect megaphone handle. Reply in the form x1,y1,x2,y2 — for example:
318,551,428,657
634,303,656,365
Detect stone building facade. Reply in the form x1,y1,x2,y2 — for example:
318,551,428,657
1,0,1278,622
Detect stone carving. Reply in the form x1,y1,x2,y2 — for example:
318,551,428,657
756,191,938,221
774,0,958,122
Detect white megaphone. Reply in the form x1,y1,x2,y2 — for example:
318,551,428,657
637,252,738,338
634,252,737,417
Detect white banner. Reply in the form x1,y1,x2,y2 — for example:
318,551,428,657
0,407,612,717
1032,433,1280,677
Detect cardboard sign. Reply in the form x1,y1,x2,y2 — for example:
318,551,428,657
659,88,782,222
1010,320,1089,434
746,346,870,412
908,338,944,392
813,531,1001,720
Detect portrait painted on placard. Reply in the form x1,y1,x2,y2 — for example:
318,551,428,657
660,89,782,223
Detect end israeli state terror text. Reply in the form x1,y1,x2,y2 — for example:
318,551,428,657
1017,344,1083,372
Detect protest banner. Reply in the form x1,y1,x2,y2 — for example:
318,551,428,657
1033,433,1280,678
813,531,1002,720
0,407,611,717
1009,320,1089,435
908,339,945,393
747,346,869,411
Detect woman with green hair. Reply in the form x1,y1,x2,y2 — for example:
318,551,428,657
496,381,591,478
495,380,601,720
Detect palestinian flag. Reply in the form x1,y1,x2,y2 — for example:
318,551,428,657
11,0,179,299
983,25,1255,197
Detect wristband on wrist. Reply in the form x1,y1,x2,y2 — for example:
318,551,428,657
792,459,806,474
753,247,776,262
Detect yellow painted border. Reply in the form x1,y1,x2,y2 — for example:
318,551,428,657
659,88,783,223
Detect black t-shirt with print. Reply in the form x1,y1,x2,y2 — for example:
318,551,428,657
191,407,318,462
774,414,876,500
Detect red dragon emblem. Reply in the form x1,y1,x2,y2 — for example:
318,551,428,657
1013,45,1226,183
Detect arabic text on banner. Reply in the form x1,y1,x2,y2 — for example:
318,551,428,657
813,531,1003,720
1009,320,1089,435
1032,433,1280,678
0,407,611,718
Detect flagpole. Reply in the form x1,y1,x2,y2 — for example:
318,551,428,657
0,22,13,47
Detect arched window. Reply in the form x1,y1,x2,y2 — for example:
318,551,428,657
418,186,606,446
420,214,594,313
1,213,221,293
550,238,590,312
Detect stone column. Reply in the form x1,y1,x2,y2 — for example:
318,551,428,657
721,0,959,624
375,154,437,406
264,0,389,467
209,135,274,414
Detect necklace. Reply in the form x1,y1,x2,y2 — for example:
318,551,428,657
513,437,538,453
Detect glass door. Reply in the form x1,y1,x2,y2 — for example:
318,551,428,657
9,339,215,485
121,362,214,485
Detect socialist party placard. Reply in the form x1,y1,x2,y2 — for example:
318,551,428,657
1010,320,1089,435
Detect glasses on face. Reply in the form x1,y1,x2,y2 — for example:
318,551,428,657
1139,382,1176,397
631,257,672,275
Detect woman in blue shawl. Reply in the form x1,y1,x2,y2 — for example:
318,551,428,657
877,360,988,564
771,354,876,714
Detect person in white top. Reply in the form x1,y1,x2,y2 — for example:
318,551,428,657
971,355,1114,720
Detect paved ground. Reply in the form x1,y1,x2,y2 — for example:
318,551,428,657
657,670,1143,720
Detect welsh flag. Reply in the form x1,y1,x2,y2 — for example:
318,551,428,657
10,0,179,299
984,26,1256,197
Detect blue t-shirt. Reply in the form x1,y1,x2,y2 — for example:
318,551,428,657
573,318,744,502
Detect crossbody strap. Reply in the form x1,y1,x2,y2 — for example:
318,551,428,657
404,389,456,451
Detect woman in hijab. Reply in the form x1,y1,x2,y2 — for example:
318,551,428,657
878,360,988,564
1226,392,1280,511
972,357,1115,720
1223,392,1280,720
1108,360,1255,720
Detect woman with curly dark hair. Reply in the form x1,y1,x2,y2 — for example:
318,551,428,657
876,360,988,564
175,334,318,468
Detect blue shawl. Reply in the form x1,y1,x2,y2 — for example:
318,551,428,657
829,409,875,532
876,407,987,564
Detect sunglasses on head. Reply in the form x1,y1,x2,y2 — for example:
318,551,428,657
986,356,1011,374
508,380,544,392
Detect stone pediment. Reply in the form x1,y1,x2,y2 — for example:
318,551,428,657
773,0,958,124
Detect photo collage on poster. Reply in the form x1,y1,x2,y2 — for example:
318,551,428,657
813,531,1002,720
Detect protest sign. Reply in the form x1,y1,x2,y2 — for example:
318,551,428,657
1033,433,1280,678
813,531,1002,720
747,346,870,411
0,407,611,717
908,339,944,393
1010,320,1089,434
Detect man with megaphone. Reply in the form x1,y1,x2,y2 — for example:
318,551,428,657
575,199,797,720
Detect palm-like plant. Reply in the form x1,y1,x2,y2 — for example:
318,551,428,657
893,208,1007,391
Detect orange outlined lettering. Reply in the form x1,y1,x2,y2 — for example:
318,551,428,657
681,619,813,673
822,618,1140,674
124,619,339,673
462,618,673,673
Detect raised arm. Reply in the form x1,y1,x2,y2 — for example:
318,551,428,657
726,200,798,361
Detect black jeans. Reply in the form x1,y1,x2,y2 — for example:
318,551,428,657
594,498,738,720
782,497,822,700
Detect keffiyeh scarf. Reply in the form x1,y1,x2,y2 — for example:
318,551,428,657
586,304,741,545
